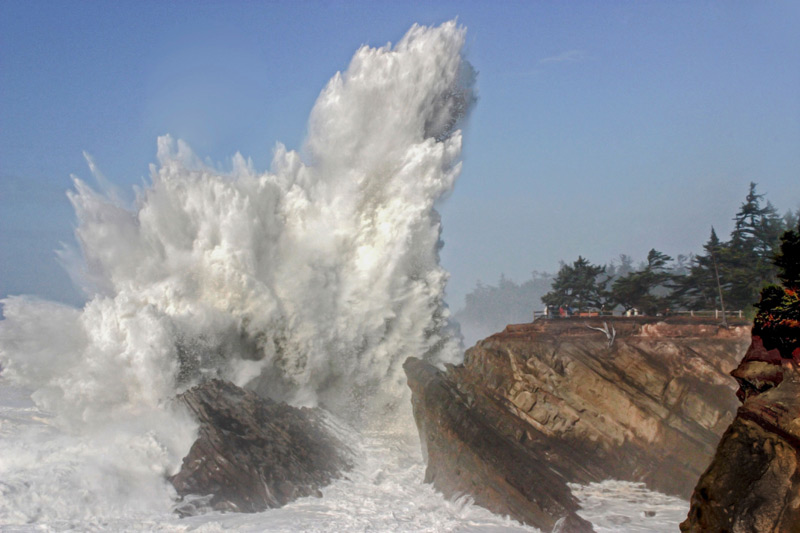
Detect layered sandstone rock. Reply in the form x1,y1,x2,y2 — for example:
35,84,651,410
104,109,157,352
405,317,750,531
170,379,351,515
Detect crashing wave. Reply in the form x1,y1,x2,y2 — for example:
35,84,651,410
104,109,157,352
0,20,474,524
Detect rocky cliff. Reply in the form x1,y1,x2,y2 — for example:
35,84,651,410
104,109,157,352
681,224,800,532
405,316,750,532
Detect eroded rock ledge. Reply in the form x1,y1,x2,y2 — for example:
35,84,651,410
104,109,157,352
169,379,351,515
405,317,750,532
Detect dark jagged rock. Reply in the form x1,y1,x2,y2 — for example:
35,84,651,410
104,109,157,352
405,317,750,532
169,379,351,515
682,225,800,532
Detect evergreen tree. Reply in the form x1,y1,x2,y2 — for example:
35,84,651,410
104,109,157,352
609,249,676,315
732,183,784,259
542,256,607,312
678,228,728,310
725,182,784,311
774,219,800,288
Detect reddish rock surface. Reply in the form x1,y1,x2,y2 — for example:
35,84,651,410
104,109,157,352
405,316,750,531
170,379,351,515
681,336,800,532
681,226,800,532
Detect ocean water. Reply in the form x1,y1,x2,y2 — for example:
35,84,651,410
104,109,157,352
0,378,687,532
0,21,688,531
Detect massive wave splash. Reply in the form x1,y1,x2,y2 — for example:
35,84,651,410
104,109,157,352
0,21,474,522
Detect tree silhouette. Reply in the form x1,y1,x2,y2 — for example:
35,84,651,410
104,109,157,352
542,256,607,312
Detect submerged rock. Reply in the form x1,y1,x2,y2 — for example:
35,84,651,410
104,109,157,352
405,316,750,532
169,379,351,515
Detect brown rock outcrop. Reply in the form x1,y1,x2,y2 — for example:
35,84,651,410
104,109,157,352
680,336,800,532
170,379,351,515
405,316,750,531
404,357,595,533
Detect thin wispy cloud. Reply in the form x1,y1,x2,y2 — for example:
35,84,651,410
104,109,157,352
539,50,586,64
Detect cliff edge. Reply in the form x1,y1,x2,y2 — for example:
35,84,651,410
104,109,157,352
405,316,750,532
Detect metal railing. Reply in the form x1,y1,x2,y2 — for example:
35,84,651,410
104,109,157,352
671,309,744,319
533,309,744,321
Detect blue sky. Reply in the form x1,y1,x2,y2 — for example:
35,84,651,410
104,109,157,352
2,1,798,309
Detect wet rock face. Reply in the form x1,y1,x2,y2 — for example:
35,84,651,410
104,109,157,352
169,379,351,515
405,317,750,532
680,336,800,532
404,357,595,533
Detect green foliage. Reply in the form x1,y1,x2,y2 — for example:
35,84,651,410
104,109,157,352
610,248,677,315
775,219,800,289
753,223,800,357
609,249,676,315
722,182,784,311
676,228,724,310
542,256,607,312
677,183,793,314
461,183,796,326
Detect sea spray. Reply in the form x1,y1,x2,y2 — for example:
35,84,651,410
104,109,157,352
0,20,473,525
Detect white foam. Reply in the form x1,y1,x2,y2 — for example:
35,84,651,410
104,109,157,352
0,20,473,526
571,480,689,532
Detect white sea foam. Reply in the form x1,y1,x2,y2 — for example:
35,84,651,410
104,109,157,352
571,481,689,532
0,20,474,526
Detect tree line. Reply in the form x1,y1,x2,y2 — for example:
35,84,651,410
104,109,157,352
542,182,798,317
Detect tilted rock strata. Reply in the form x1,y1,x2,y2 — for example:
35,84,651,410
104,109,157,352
404,357,595,533
169,379,351,515
456,318,749,498
680,336,800,532
405,317,750,531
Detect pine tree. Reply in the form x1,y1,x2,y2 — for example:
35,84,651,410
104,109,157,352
725,182,784,311
678,228,728,310
609,249,676,315
732,183,782,256
542,256,607,312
